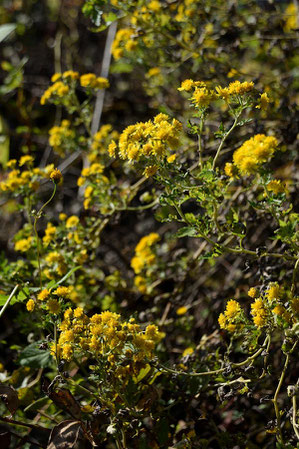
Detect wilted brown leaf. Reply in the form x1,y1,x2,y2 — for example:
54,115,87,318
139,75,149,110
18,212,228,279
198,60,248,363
0,385,19,415
47,420,82,449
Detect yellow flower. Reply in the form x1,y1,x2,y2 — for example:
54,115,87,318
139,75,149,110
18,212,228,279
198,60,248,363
178,79,194,92
19,155,34,167
95,77,109,89
14,237,32,252
256,92,270,110
143,165,158,178
108,140,117,157
66,216,79,228
26,299,35,312
53,286,71,298
176,306,188,315
225,300,241,319
134,276,147,293
51,73,61,82
74,307,84,318
59,213,67,221
50,168,63,183
192,87,215,108
224,162,234,177
167,154,176,163
182,347,194,357
38,289,50,301
47,299,61,314
267,180,287,195
62,70,79,80
218,313,226,329
148,0,161,11
253,314,266,327
232,134,278,175
61,343,73,360
146,67,161,78
272,305,285,316
227,68,238,78
6,159,17,169
267,283,281,301
248,287,258,298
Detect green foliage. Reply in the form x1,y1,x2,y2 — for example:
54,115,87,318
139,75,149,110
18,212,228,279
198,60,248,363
0,0,298,448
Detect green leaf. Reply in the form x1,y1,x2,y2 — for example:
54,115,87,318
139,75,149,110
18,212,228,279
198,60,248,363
110,62,134,74
176,226,198,238
133,364,152,383
24,396,50,412
18,342,52,368
46,265,81,289
0,287,30,306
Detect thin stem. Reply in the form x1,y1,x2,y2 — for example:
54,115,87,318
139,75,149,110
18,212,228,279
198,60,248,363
291,258,299,296
0,284,19,319
159,336,269,377
213,200,222,234
212,114,240,170
272,342,297,444
116,198,159,212
292,394,299,440
198,117,204,168
0,416,46,431
33,182,57,289
197,233,295,261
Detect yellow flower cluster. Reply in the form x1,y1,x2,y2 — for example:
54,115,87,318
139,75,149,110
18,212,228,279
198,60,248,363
218,299,242,332
175,0,199,22
27,285,72,315
43,223,57,246
256,93,270,110
89,124,119,161
192,86,216,108
266,179,287,195
215,80,254,100
51,71,79,82
112,28,137,59
49,120,75,156
251,298,267,327
0,159,63,194
15,237,32,253
41,71,109,105
44,251,67,279
232,134,278,175
131,233,160,274
109,113,182,163
41,81,70,105
56,309,163,380
219,283,295,332
179,79,256,107
76,163,109,209
284,2,298,32
80,74,109,89
66,215,80,229
134,275,147,294
178,80,215,108
250,283,293,327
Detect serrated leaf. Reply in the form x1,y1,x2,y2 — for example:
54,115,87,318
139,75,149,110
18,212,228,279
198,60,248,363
18,342,52,368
